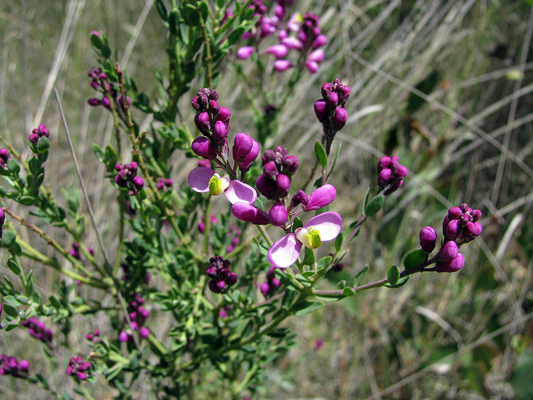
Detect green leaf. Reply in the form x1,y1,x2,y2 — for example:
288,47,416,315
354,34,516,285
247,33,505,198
92,144,105,162
90,33,103,49
365,194,384,216
294,300,324,316
4,295,22,307
3,303,18,317
314,141,328,168
353,265,369,287
7,258,22,275
226,26,246,46
302,247,315,266
155,0,168,21
387,265,400,286
7,159,20,175
183,5,200,26
168,9,180,35
404,249,426,270
362,187,371,212
385,276,409,289
18,195,36,205
335,232,343,253
342,287,356,297
293,216,303,231
1,230,17,248
101,44,111,59
198,1,208,20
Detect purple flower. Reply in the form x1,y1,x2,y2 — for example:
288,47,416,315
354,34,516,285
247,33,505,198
274,60,293,72
302,184,336,211
268,212,342,268
192,136,217,160
239,138,260,171
266,44,288,59
188,167,257,205
231,203,270,225
237,46,255,60
269,202,288,227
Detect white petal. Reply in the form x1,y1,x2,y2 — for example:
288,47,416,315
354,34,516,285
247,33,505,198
304,211,342,241
224,180,257,205
188,167,215,193
268,234,302,269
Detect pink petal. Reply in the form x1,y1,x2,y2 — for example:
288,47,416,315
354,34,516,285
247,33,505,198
224,181,257,204
268,234,302,269
232,203,270,225
188,167,216,193
304,184,336,211
304,211,342,241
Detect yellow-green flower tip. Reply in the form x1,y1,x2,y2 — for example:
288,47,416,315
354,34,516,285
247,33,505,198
296,227,322,249
208,174,230,195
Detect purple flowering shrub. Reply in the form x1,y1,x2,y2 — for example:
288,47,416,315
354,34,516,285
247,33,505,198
0,1,485,398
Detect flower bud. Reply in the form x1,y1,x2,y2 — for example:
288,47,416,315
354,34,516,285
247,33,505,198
312,34,328,49
419,226,437,253
132,176,144,190
378,169,392,186
87,98,101,106
260,282,270,296
328,92,339,108
256,174,277,199
237,46,255,60
445,219,461,241
321,82,332,99
437,252,464,273
448,207,462,219
463,221,482,242
304,184,336,211
276,174,291,198
194,112,211,134
139,327,150,339
239,139,260,171
314,99,328,122
396,165,408,178
274,60,293,72
232,203,270,225
263,161,278,178
233,133,253,162
262,150,276,164
308,49,325,63
191,96,201,110
213,121,228,145
269,203,288,227
282,155,299,174
305,60,319,74
291,190,309,208
266,44,288,59
217,107,231,128
441,241,459,262
378,156,390,171
333,107,347,130
471,209,482,222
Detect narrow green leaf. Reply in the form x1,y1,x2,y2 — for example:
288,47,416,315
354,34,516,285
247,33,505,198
183,5,200,26
18,195,36,205
364,194,384,217
362,187,371,212
168,9,179,35
353,265,369,287
7,258,22,275
226,26,246,46
294,301,324,316
155,0,168,21
90,33,103,49
198,1,208,20
302,247,315,266
335,232,343,253
1,231,17,248
314,141,328,168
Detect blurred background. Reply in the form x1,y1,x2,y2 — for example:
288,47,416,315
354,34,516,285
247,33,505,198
1,0,533,398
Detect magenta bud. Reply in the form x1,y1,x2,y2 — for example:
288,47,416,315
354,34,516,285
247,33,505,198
378,156,391,171
269,203,288,227
209,100,220,116
239,139,260,171
419,226,437,253
217,107,231,124
274,60,293,72
308,49,325,63
19,359,29,372
237,46,255,60
139,327,150,339
463,221,482,242
328,92,339,108
101,96,111,109
312,34,328,49
132,176,144,190
304,184,336,211
87,98,101,106
340,86,351,103
77,372,88,380
448,207,462,219
260,282,270,296
226,272,238,286
232,203,270,225
441,241,459,262
266,44,288,59
437,252,464,273
29,133,40,143
194,112,211,134
233,133,253,162
192,136,217,160
281,37,303,50
378,169,392,185
305,61,319,74
128,162,138,173
256,174,277,199
460,203,469,213
276,174,291,198
396,165,408,178
471,209,482,222
263,161,278,178
314,99,328,123
191,96,201,110
445,219,461,241
282,155,299,174
213,121,228,145
119,331,130,342
389,155,399,171
333,107,347,130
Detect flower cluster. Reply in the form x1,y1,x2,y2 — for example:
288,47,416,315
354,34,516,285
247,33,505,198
189,89,259,206
260,266,281,297
237,2,328,74
206,256,237,294
419,203,482,273
156,178,173,191
314,79,350,152
66,356,91,380
377,155,408,196
114,162,145,196
0,148,9,169
119,292,150,341
86,329,100,343
0,355,29,379
28,124,50,145
21,317,53,348
87,67,113,109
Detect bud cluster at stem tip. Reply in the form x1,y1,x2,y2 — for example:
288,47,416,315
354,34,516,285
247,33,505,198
28,124,50,145
0,148,9,169
314,79,350,154
66,356,91,380
0,355,29,379
206,256,237,294
114,162,144,196
377,155,408,196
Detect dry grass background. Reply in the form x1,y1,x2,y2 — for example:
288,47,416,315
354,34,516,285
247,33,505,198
1,0,533,399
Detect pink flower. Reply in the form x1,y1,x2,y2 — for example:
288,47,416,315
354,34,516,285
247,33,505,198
274,60,293,72
266,44,288,59
237,46,255,60
188,167,257,204
303,184,336,211
268,212,342,268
